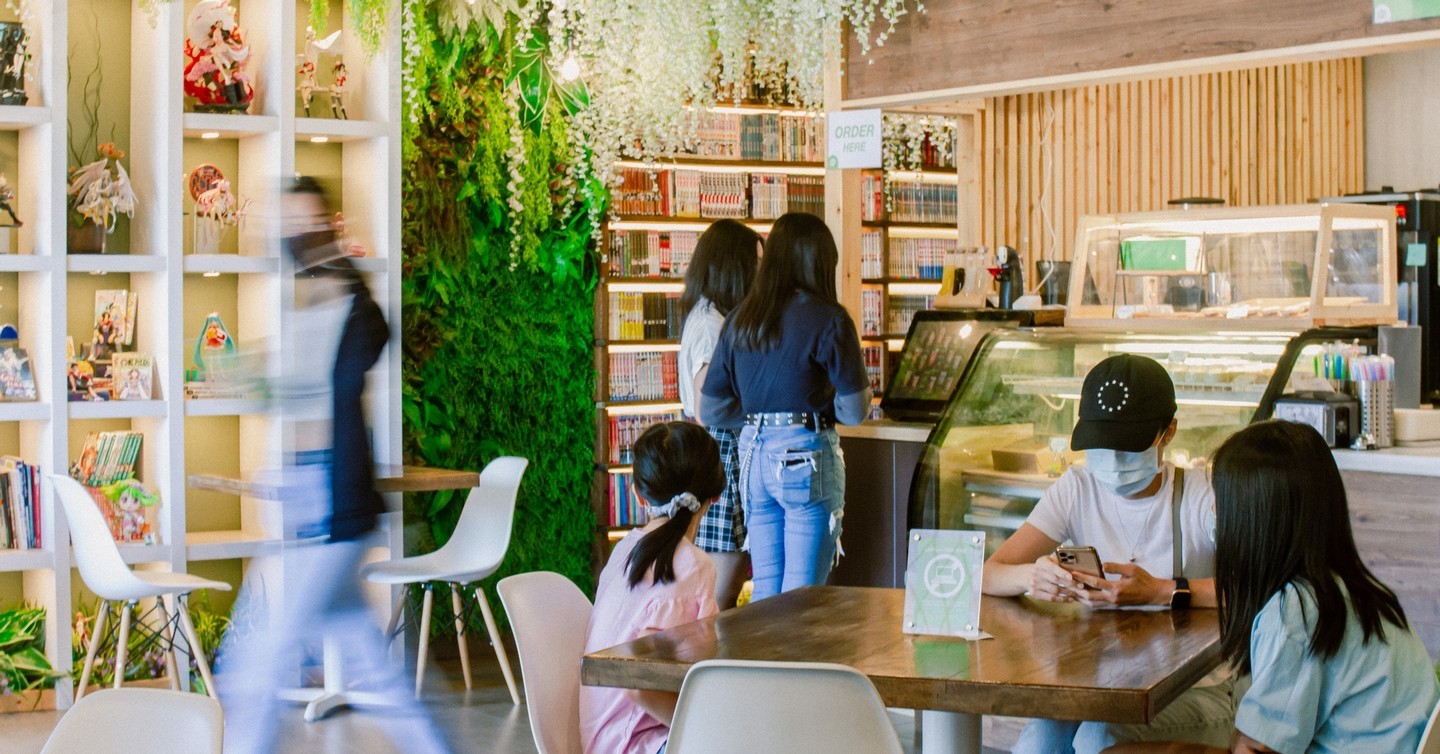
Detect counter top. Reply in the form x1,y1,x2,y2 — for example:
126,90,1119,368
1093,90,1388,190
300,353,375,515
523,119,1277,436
1332,447,1440,478
836,419,934,444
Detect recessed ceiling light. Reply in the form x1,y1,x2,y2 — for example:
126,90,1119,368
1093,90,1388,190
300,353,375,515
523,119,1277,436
310,136,329,143
201,131,221,139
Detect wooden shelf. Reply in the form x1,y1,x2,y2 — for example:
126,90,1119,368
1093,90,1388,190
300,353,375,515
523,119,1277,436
0,548,51,572
69,400,167,420
0,402,50,422
182,255,279,275
863,277,944,284
183,112,280,138
183,398,269,417
862,221,958,230
0,255,52,272
598,338,680,347
296,117,388,142
66,254,167,274
618,157,824,170
611,216,768,227
186,530,283,560
605,276,685,284
0,105,50,130
599,398,684,410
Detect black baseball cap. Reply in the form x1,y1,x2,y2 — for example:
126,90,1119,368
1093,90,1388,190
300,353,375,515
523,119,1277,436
1070,354,1177,452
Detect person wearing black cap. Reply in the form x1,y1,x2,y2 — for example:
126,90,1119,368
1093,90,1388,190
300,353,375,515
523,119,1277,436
982,354,1233,753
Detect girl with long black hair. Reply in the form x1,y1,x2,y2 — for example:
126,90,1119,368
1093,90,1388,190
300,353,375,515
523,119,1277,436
580,421,726,754
678,219,762,609
1110,420,1438,754
700,212,871,601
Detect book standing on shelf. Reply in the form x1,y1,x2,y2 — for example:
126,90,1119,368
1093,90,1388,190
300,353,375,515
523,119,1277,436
607,410,683,465
0,458,40,550
608,351,679,403
609,230,698,277
0,345,36,401
112,353,154,400
69,431,159,545
607,473,648,528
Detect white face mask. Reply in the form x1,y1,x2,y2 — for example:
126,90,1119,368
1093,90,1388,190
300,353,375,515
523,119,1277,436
1086,446,1160,496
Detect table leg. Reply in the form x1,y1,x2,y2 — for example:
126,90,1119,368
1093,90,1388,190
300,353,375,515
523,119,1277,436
922,710,982,754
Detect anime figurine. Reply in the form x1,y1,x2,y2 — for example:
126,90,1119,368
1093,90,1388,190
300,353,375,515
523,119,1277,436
91,306,118,359
0,174,21,227
99,478,159,544
329,60,348,120
183,0,254,112
0,22,26,106
298,26,341,118
193,311,237,379
297,59,317,116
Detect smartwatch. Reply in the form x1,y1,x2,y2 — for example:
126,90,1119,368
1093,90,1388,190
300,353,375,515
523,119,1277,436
1170,577,1192,609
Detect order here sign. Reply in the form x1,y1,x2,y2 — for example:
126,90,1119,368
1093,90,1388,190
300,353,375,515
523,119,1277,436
826,109,883,169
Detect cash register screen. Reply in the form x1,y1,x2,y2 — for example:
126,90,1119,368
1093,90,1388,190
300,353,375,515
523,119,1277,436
881,311,1026,422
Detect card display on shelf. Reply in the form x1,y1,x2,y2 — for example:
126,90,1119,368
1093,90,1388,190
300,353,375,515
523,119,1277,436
608,230,698,278
863,344,884,393
607,410,683,465
607,472,649,528
0,458,40,550
608,351,679,403
91,289,136,359
0,347,36,401
888,237,955,280
608,292,682,341
112,353,153,400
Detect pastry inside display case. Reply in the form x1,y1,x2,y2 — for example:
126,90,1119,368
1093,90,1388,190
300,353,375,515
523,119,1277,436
906,327,1366,554
1067,204,1396,328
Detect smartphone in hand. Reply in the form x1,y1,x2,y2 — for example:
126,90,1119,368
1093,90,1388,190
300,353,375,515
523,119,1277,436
1055,545,1104,579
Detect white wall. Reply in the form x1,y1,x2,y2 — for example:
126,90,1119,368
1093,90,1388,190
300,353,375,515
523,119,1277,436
1366,47,1440,193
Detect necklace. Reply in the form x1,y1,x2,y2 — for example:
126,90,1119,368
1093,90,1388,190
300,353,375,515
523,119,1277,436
1108,470,1167,563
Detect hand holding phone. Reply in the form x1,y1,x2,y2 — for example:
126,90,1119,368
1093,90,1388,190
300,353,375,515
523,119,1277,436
1055,545,1104,579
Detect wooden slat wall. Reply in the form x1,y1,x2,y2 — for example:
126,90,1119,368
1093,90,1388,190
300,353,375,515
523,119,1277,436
977,59,1366,263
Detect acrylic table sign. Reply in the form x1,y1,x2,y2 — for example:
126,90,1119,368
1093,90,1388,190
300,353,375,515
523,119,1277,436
902,529,989,639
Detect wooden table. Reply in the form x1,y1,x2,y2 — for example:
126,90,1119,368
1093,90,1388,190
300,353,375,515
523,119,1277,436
188,465,479,722
582,586,1222,754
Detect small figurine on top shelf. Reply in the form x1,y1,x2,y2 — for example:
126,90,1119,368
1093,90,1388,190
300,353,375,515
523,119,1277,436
0,173,20,255
0,21,27,106
298,26,342,118
329,60,348,120
183,0,255,113
188,163,250,254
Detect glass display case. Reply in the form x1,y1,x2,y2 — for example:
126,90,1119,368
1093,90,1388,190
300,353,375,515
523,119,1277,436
1066,204,1397,329
907,326,1376,555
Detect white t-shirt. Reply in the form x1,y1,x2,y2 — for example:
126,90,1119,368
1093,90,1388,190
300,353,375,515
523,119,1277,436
1026,462,1216,581
678,298,724,419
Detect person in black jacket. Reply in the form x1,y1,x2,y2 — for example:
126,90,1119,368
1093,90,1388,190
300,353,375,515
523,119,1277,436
220,178,447,754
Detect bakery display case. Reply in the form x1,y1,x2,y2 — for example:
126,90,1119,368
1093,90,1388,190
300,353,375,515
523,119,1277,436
906,326,1375,554
1066,204,1397,329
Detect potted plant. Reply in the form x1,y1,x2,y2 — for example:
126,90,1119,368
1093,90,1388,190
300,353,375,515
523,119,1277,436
0,604,57,710
67,142,137,254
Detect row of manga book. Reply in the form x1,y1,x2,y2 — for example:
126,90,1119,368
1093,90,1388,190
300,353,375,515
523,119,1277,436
683,111,825,163
606,472,650,528
608,292,683,341
608,230,698,278
613,167,826,220
860,175,960,225
0,458,40,550
888,237,957,279
608,351,679,403
607,409,684,465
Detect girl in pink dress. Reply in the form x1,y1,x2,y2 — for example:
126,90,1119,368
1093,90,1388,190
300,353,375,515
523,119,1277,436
580,421,726,754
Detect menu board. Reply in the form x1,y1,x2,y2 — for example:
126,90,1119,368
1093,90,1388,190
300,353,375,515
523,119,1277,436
889,318,984,402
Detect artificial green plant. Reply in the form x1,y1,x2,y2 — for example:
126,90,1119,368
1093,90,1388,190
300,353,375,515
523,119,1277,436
0,604,56,697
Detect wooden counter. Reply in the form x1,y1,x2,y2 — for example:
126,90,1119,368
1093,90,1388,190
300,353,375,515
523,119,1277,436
833,421,933,589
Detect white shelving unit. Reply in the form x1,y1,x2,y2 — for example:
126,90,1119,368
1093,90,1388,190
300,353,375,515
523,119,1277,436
0,0,401,709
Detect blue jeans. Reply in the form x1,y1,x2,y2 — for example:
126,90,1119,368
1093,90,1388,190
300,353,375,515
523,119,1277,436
739,425,845,601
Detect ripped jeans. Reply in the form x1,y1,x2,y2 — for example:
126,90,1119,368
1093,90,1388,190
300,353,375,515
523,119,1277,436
739,425,845,601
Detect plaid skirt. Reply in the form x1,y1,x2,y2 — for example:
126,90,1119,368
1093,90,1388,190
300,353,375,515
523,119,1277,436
695,425,744,553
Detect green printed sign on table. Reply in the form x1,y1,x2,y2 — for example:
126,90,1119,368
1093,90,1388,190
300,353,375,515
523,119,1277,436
903,529,988,638
1374,0,1440,21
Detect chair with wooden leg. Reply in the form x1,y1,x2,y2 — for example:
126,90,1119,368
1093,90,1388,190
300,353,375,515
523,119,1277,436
360,456,528,701
50,475,232,699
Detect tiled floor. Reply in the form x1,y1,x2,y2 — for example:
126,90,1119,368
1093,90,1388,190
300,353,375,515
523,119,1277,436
0,642,1021,753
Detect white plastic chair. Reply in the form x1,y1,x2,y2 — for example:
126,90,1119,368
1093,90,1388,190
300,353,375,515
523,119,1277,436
1419,698,1440,754
41,687,223,754
51,475,231,700
360,456,528,701
667,659,904,754
498,571,593,754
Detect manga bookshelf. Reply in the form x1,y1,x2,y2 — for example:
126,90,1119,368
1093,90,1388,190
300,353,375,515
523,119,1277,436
592,104,826,555
0,0,401,709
